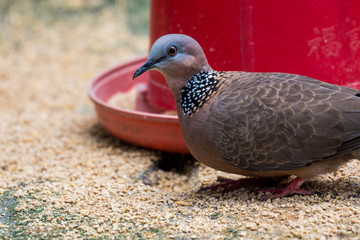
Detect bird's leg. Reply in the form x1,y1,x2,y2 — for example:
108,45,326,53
198,176,288,193
259,177,313,201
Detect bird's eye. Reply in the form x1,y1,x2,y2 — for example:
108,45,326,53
168,46,177,56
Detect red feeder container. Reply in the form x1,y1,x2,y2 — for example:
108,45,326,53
145,0,360,111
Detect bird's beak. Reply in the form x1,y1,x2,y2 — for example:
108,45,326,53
133,59,158,80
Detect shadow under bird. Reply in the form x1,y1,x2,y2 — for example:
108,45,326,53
133,34,360,200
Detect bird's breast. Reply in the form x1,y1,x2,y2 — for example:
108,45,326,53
178,105,240,173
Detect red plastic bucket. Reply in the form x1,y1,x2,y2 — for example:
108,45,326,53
146,0,360,110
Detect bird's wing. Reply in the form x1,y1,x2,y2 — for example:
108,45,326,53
208,71,360,171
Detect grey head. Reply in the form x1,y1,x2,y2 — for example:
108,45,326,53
133,34,211,95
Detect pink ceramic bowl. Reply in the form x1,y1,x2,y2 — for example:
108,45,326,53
88,56,190,154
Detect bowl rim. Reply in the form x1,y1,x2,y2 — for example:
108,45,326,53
88,55,179,123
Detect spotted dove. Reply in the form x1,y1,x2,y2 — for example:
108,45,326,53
133,34,360,199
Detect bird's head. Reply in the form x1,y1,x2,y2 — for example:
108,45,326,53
133,34,211,93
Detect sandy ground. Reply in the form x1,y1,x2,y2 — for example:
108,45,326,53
1,1,360,239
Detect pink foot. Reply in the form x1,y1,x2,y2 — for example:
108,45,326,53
259,177,313,201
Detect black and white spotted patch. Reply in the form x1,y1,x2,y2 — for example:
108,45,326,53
180,70,223,116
